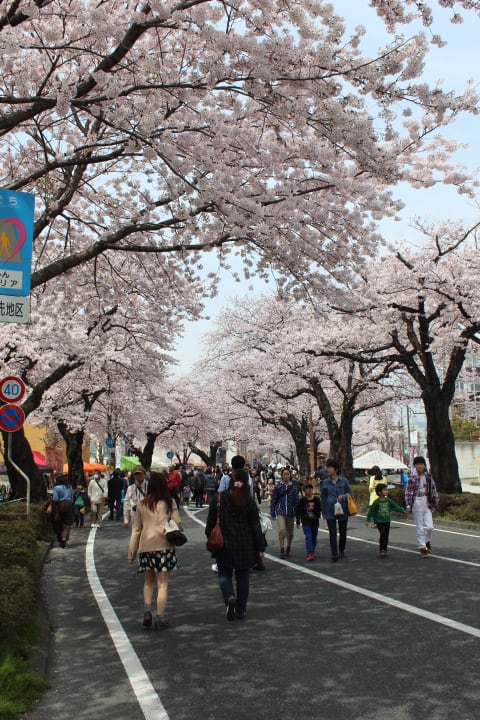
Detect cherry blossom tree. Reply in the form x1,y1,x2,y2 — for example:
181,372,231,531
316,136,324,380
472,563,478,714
2,0,478,299
2,1,480,497
321,221,480,493
200,293,404,479
1,256,190,497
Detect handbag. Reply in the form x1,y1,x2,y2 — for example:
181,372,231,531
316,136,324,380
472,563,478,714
206,494,224,553
258,511,272,534
347,493,358,516
164,517,187,546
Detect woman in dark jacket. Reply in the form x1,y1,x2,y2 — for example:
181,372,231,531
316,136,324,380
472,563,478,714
206,468,265,621
321,458,353,562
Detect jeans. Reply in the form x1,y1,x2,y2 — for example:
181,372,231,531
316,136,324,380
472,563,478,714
413,509,433,548
302,523,319,555
108,497,122,520
73,505,84,527
217,563,250,617
326,517,348,558
376,522,390,552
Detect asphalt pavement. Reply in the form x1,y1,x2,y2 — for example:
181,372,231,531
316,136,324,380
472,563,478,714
27,503,480,720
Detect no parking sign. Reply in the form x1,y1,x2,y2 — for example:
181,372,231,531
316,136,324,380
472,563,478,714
0,403,25,432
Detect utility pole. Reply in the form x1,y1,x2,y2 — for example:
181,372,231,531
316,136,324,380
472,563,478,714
308,409,315,476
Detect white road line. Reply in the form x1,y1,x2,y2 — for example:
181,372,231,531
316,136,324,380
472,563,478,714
85,528,169,720
265,555,480,639
317,528,480,567
189,508,480,638
357,512,480,539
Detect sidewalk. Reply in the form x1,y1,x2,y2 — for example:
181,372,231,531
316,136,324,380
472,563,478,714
462,481,480,494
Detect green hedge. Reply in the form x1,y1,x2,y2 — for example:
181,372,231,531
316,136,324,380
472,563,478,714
0,504,51,719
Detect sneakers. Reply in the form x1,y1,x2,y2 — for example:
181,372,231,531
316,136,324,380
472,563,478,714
306,553,315,561
154,619,170,631
426,541,432,554
331,555,339,562
143,610,152,628
420,547,429,558
226,597,236,621
379,550,387,558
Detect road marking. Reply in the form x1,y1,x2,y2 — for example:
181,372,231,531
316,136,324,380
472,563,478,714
357,512,480,539
85,528,169,720
317,528,480,567
265,555,480,639
189,508,480,638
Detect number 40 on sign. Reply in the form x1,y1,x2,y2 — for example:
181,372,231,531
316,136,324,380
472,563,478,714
0,376,26,403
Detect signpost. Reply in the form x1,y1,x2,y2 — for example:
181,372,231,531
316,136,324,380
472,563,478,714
0,375,29,513
166,451,174,459
0,190,35,324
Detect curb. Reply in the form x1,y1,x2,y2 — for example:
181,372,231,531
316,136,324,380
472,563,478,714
433,517,480,532
30,540,55,681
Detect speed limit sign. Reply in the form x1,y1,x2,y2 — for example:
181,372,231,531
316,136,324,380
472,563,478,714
0,376,26,404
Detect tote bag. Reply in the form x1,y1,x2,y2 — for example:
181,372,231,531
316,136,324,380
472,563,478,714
347,493,358,516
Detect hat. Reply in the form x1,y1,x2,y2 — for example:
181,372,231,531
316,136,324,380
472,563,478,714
413,456,426,466
132,465,145,475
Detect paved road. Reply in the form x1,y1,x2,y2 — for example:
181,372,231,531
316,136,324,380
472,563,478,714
28,505,480,720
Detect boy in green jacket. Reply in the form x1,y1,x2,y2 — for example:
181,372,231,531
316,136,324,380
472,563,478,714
366,484,405,557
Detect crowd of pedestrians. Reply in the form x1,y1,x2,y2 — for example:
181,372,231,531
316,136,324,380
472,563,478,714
43,453,438,627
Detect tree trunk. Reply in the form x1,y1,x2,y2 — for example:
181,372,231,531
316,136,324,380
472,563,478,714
280,415,310,478
423,397,461,494
58,422,86,485
293,436,311,478
338,412,355,483
189,441,222,468
141,432,158,470
2,427,45,501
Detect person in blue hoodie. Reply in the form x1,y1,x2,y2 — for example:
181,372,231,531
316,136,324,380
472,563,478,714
270,467,299,558
321,459,353,562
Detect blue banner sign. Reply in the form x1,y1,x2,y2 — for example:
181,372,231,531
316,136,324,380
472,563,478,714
0,190,34,296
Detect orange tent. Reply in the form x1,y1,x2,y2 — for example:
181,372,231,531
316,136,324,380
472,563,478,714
63,461,108,473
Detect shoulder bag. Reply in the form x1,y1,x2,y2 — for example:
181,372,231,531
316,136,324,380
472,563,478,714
164,507,187,546
206,494,224,553
347,493,358,516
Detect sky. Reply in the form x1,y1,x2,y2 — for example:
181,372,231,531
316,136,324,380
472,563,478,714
171,1,480,376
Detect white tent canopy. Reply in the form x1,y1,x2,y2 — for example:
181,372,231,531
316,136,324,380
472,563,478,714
353,449,408,471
